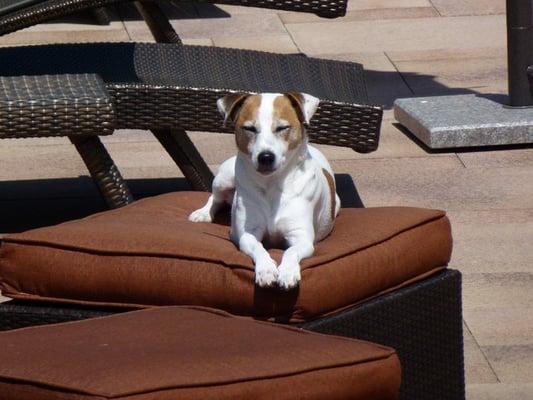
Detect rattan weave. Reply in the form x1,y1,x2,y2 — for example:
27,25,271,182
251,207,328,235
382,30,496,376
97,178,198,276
0,0,346,37
0,74,115,138
0,270,465,400
0,43,382,152
303,269,465,400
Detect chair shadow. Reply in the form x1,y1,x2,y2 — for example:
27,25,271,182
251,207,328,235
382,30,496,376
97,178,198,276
47,1,231,25
0,173,363,233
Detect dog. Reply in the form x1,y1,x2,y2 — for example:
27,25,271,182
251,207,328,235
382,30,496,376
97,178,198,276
189,92,340,290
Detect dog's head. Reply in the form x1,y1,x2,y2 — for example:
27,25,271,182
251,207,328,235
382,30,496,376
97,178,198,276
217,92,319,175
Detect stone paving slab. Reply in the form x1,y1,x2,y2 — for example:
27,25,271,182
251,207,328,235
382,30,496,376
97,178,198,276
463,323,499,384
0,141,87,180
279,5,438,24
462,273,533,311
430,0,505,17
458,149,533,168
465,307,533,346
467,384,533,400
0,20,129,46
388,48,507,96
330,158,533,211
448,208,533,274
212,34,298,53
483,345,533,383
286,15,506,55
124,13,287,41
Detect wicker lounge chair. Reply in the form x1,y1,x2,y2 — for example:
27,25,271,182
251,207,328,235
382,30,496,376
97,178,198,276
0,1,464,400
0,0,380,207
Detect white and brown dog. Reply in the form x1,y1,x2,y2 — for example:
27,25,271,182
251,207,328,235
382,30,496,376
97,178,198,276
189,92,340,290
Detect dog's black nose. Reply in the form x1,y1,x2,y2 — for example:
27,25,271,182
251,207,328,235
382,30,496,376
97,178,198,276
257,151,275,167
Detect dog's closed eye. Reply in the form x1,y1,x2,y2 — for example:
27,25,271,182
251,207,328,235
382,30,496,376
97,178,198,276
242,125,258,133
275,125,290,133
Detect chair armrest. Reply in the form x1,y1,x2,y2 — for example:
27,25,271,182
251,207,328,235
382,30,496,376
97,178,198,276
0,74,116,138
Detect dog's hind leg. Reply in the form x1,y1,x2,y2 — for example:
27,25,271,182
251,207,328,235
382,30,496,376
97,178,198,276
189,156,236,222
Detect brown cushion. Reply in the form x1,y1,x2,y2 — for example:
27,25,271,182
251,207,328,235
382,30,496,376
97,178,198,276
0,192,452,322
0,306,401,400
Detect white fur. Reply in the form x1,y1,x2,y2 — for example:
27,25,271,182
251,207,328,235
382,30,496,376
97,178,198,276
189,93,340,290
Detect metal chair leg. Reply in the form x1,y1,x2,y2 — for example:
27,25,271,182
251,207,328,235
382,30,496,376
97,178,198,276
69,136,134,208
135,1,214,191
91,7,112,25
134,0,182,44
152,129,214,191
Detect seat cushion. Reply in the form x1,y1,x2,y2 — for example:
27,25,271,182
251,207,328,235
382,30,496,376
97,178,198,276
0,306,401,400
0,191,452,322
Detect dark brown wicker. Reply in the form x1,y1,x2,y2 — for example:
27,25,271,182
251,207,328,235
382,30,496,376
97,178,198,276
0,0,346,37
0,74,115,138
0,41,381,197
0,43,382,153
69,135,134,207
303,269,465,400
0,269,465,400
0,0,378,202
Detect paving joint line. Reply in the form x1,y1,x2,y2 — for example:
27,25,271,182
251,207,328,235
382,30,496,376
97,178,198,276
463,318,501,383
280,16,305,54
384,51,415,95
427,0,442,17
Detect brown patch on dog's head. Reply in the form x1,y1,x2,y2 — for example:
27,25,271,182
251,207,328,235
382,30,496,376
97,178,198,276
234,95,262,155
274,95,305,150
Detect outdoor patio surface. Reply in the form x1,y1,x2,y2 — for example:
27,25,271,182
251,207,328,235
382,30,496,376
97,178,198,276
0,0,532,398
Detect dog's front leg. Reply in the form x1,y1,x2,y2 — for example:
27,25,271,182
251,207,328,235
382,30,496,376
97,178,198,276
238,232,278,288
277,230,314,290
189,157,235,222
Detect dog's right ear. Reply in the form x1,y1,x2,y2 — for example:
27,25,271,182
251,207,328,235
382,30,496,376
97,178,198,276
217,93,249,126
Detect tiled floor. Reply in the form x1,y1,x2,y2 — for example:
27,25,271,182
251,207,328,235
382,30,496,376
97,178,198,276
1,0,532,398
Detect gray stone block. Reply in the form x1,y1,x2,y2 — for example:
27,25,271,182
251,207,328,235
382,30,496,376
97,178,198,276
394,94,533,149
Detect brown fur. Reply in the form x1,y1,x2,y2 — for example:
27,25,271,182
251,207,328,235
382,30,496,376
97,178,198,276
234,95,261,155
322,168,336,221
274,96,304,150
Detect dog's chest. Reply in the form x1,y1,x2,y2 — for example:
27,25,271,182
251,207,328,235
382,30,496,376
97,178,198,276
253,183,309,242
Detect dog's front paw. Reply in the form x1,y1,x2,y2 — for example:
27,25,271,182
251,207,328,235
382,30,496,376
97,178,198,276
277,263,301,290
255,257,278,288
188,208,212,223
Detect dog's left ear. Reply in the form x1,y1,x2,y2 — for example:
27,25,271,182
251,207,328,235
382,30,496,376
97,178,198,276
285,92,320,125
217,93,249,126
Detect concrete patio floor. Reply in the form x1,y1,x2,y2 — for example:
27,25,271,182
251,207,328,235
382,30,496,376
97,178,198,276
0,0,532,398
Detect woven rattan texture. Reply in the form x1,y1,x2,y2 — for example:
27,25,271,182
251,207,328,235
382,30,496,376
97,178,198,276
0,0,345,36
0,74,115,138
0,43,382,152
0,270,464,400
110,85,381,153
69,136,133,207
302,269,465,400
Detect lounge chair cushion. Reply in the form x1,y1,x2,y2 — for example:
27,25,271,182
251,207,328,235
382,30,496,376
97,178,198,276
0,192,452,322
0,306,401,400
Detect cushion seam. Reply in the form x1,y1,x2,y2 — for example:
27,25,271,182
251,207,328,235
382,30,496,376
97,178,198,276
1,214,448,271
0,353,398,398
